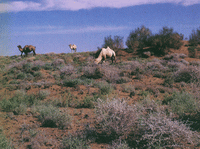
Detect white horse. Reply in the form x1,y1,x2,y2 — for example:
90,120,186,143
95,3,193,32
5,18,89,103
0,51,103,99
94,47,116,64
69,44,77,53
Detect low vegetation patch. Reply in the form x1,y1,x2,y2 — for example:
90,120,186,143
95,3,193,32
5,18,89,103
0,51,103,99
35,104,71,129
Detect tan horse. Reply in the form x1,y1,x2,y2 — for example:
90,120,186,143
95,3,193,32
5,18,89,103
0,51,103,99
17,45,36,57
95,47,116,64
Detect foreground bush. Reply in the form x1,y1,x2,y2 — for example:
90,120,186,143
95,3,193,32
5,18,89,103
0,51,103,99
90,98,200,148
94,98,138,141
135,111,200,148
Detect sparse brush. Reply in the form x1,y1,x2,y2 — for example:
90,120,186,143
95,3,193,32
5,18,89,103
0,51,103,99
82,65,104,79
173,65,200,84
60,64,75,78
108,141,130,149
37,90,50,100
137,111,200,148
60,134,90,149
51,58,65,67
121,84,135,93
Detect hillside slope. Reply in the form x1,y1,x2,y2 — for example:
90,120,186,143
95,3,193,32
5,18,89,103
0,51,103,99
0,42,200,148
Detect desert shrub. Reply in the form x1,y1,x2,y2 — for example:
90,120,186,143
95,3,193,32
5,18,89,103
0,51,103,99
9,80,20,84
94,98,137,142
145,61,167,73
33,71,43,78
173,66,200,83
78,96,97,108
16,72,27,80
149,27,183,56
60,65,75,78
48,97,68,107
163,91,199,116
125,61,144,75
60,134,90,149
102,35,124,51
126,26,152,53
51,58,65,67
95,81,113,95
190,60,200,66
43,63,53,70
23,63,33,73
121,84,135,93
0,128,13,149
31,65,41,71
188,46,198,58
135,111,200,148
189,27,200,46
37,90,50,100
25,73,34,81
36,105,71,129
116,77,131,84
145,86,160,97
82,65,104,79
103,67,120,83
108,141,130,149
63,79,82,88
167,61,185,71
13,103,27,115
0,90,42,114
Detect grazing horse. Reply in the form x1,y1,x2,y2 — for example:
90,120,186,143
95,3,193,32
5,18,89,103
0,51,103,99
94,47,116,64
17,45,36,57
69,44,77,53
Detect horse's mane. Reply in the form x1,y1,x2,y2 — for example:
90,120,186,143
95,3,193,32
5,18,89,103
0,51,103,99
95,49,102,58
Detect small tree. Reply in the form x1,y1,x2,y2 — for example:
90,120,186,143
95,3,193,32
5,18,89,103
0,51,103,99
126,26,152,53
189,27,200,46
102,35,124,51
150,27,183,56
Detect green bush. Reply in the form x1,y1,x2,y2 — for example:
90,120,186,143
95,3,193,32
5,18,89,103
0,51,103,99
36,105,71,129
95,81,113,95
79,96,96,108
60,134,90,149
37,90,50,100
43,63,53,70
33,72,43,78
0,90,40,114
163,92,199,116
102,35,124,51
188,46,197,58
149,27,183,56
63,79,82,88
189,27,200,46
16,72,27,80
126,26,151,53
0,128,13,149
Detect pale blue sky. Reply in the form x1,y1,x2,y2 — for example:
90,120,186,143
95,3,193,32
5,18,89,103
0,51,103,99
0,0,200,56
